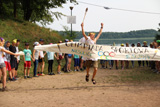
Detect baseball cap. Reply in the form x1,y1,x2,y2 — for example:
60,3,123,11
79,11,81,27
33,42,39,46
156,40,160,43
25,43,29,46
39,38,44,42
13,39,17,43
65,39,69,42
143,41,147,43
0,37,4,42
121,43,124,46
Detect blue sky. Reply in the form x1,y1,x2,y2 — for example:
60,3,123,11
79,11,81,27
45,0,160,32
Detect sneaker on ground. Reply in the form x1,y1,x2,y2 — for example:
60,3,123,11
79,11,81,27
50,72,55,75
40,73,45,76
24,76,27,79
27,76,32,78
2,87,8,92
34,75,39,77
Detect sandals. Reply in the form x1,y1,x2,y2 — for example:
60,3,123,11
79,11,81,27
85,75,89,82
92,79,96,84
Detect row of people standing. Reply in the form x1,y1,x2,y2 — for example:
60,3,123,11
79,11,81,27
100,41,150,70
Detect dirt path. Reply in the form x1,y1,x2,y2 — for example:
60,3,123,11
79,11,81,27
0,69,160,107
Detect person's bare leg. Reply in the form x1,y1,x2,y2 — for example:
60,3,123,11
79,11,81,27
15,70,17,77
41,61,45,73
2,67,7,88
92,67,97,79
24,68,26,76
68,58,71,71
0,70,2,79
11,68,15,78
9,70,12,79
86,67,90,76
27,68,30,76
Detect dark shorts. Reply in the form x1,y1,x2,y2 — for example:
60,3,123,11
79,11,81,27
38,58,44,63
0,63,6,68
86,60,98,68
10,59,17,69
15,60,20,70
57,59,62,65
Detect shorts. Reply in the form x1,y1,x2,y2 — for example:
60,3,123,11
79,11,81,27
10,59,17,69
38,58,44,63
24,61,31,68
0,63,6,68
86,60,98,68
4,61,11,71
15,60,20,70
57,59,61,65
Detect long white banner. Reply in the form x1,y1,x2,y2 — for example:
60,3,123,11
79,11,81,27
35,42,160,61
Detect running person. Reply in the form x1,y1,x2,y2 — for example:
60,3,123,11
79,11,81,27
81,22,103,84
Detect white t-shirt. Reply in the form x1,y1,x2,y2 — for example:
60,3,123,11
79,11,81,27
79,36,90,61
85,38,98,61
39,44,44,58
16,46,20,60
0,47,5,63
34,47,39,60
3,53,7,62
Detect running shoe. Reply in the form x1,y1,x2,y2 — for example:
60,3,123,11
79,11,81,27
40,73,45,76
50,72,55,75
24,76,27,79
27,76,32,78
2,87,8,92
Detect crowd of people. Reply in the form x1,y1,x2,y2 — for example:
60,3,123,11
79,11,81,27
0,25,160,91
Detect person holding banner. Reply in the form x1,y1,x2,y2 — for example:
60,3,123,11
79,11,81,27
81,22,103,84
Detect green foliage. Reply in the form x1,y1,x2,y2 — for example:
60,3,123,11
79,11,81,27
0,0,77,25
58,25,78,40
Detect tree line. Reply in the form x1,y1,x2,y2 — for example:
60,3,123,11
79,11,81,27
0,0,77,25
70,29,157,39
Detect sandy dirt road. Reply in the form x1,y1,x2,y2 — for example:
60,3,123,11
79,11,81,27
0,69,160,107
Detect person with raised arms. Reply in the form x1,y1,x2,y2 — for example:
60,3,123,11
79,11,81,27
81,22,103,84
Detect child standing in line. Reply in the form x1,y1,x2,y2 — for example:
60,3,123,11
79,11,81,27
33,42,40,77
4,41,13,81
23,43,34,79
74,54,80,71
47,43,55,75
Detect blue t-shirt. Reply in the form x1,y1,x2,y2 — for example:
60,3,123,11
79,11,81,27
68,54,72,57
23,49,32,61
47,52,55,60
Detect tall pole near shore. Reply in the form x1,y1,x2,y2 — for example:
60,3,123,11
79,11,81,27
70,6,73,37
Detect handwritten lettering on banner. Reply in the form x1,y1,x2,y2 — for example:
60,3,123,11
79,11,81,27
35,42,160,61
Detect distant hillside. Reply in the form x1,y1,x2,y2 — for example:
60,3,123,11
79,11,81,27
0,19,63,50
74,29,157,39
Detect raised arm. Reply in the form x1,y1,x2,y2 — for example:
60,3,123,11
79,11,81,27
2,48,19,56
81,23,88,40
95,23,104,41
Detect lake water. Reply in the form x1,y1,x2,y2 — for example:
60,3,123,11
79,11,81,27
74,37,155,46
